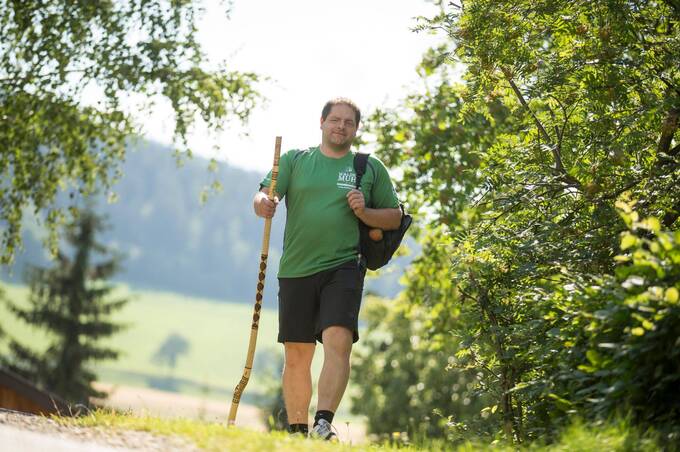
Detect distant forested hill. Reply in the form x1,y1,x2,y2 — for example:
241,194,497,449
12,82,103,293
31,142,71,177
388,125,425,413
2,140,407,306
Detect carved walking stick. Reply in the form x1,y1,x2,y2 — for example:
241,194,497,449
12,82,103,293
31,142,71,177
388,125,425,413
228,136,282,425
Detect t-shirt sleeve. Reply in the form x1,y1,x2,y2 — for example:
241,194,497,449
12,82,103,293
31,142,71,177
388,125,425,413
367,155,399,209
259,150,293,199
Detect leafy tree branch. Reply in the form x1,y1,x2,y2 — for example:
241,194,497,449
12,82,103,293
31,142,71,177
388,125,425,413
0,0,262,263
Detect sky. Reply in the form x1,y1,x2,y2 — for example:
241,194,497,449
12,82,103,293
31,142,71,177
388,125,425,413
140,0,442,173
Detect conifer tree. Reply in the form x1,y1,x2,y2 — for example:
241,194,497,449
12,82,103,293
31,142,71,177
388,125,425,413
3,209,128,404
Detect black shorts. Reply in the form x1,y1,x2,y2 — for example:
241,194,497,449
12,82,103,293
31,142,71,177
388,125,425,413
277,259,367,344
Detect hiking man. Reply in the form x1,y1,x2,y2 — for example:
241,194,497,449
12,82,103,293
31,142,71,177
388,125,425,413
253,98,401,440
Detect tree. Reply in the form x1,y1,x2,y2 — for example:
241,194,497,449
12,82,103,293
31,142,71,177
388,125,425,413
355,42,517,442
351,292,491,441
360,0,679,444
151,332,191,370
363,48,510,229
0,1,261,263
2,209,129,404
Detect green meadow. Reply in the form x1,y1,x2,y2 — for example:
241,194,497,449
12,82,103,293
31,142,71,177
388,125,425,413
0,282,325,402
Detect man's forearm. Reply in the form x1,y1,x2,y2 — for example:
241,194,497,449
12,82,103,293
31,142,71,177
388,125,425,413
355,208,402,230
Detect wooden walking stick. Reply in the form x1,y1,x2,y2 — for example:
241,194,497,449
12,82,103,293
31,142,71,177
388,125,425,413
228,136,282,426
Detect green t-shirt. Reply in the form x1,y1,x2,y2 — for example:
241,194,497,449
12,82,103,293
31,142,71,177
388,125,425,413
260,146,399,278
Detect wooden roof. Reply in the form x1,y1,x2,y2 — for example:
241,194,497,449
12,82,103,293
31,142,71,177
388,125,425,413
0,367,72,416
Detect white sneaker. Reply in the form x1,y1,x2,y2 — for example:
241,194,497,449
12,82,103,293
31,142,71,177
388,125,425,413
309,419,338,441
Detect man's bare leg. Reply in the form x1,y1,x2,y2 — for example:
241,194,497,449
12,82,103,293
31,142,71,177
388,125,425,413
317,326,353,412
283,342,316,425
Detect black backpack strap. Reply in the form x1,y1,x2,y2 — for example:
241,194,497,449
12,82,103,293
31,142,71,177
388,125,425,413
353,152,369,189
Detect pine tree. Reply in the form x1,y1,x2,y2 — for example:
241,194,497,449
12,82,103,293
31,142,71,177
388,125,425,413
3,209,128,404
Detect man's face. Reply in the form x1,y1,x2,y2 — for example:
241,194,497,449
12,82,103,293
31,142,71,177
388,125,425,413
320,104,358,150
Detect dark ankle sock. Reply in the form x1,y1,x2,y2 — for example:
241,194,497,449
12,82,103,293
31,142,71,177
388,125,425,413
288,423,308,434
314,410,334,426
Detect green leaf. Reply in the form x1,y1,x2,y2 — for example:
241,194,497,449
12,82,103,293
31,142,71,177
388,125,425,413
586,349,601,366
578,364,596,373
620,233,637,250
639,217,661,233
548,393,573,411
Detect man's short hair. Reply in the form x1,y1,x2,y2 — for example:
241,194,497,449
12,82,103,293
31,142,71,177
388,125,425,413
321,98,361,125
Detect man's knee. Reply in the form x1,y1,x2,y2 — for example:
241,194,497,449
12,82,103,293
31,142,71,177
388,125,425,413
322,326,353,357
284,342,315,370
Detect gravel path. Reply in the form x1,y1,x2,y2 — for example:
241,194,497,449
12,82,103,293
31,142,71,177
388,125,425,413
0,409,199,451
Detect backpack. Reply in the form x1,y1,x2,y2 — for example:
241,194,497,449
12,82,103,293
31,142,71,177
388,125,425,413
353,153,413,271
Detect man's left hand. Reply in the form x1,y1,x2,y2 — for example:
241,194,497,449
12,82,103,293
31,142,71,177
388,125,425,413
347,189,365,217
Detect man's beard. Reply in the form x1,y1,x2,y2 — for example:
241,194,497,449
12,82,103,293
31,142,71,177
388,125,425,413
327,133,353,151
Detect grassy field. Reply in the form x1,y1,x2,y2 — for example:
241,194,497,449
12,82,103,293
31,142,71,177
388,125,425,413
0,282,326,404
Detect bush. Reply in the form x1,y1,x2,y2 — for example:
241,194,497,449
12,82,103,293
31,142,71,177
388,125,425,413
554,203,680,444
